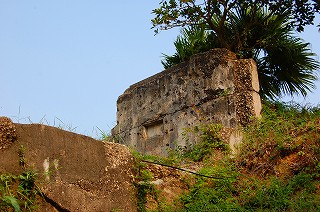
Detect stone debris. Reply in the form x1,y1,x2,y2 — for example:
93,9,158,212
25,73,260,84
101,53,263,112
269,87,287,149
0,116,17,150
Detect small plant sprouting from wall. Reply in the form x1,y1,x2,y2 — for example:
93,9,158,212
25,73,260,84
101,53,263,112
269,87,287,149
0,171,40,212
97,127,125,143
18,145,26,168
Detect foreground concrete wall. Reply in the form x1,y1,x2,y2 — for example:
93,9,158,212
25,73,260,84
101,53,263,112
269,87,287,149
112,49,261,155
0,117,136,212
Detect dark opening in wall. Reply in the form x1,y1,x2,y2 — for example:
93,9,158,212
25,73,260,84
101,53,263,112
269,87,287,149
143,120,163,139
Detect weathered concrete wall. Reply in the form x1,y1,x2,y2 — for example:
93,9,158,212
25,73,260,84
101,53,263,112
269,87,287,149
0,117,136,212
112,49,261,155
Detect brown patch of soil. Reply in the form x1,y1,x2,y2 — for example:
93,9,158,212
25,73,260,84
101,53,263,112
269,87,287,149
142,163,193,210
275,151,316,179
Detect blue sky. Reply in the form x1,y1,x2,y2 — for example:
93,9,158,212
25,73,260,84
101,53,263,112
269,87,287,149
1,1,319,137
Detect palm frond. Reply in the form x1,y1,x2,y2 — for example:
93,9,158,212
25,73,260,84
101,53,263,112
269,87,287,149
161,3,320,99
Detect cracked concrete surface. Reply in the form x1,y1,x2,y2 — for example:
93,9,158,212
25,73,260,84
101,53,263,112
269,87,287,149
112,48,261,156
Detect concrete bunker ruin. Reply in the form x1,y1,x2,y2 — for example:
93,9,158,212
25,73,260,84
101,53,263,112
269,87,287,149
112,49,261,156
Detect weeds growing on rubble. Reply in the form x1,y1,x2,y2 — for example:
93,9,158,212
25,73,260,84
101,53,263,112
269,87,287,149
132,151,160,212
135,101,320,211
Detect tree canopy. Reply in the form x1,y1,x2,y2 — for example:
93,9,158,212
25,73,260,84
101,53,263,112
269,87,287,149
152,0,319,57
156,2,320,98
152,0,319,34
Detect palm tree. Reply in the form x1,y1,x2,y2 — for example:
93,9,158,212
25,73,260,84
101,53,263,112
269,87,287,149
161,26,214,69
161,5,319,99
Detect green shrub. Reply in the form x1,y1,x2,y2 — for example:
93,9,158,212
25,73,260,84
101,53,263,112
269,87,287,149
182,123,229,162
0,171,40,212
180,163,241,211
176,102,320,211
244,173,319,211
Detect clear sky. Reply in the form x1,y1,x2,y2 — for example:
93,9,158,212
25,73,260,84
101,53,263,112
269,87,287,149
1,1,319,137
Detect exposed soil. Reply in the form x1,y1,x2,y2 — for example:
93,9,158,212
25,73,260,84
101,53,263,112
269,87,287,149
143,162,191,210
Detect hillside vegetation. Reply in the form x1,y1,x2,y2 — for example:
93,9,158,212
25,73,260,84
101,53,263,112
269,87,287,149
135,101,320,211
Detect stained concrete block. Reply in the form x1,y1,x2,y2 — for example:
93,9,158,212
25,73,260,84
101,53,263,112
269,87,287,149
113,48,261,156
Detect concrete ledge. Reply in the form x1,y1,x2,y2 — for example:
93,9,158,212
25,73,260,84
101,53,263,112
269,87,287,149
0,121,136,211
